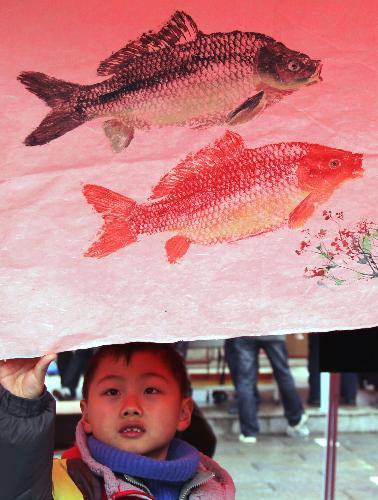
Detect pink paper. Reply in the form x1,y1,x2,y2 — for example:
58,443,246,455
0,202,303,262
1,0,377,358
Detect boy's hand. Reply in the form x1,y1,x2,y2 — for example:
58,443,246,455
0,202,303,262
0,354,56,399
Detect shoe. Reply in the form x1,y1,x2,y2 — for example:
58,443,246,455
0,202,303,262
53,387,76,401
239,434,257,444
286,413,310,438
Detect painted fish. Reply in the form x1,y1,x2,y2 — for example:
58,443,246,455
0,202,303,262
82,131,363,263
18,11,322,152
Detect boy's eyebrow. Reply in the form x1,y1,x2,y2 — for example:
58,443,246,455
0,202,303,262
96,372,170,385
140,372,170,382
96,375,125,385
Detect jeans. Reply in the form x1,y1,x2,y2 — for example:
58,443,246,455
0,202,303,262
225,337,304,436
57,348,94,396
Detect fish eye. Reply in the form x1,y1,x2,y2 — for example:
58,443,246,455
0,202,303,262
329,159,340,168
288,61,300,72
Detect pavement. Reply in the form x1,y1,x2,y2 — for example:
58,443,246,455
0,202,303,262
198,381,378,500
213,432,378,500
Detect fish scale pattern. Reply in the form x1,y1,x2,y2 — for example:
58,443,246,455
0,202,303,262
133,139,308,244
83,33,262,128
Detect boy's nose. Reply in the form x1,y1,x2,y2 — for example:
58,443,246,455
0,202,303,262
120,395,143,416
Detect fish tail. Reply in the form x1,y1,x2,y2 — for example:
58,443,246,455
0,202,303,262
83,184,138,258
18,71,85,145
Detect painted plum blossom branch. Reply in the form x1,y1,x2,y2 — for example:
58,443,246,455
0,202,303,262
295,211,378,285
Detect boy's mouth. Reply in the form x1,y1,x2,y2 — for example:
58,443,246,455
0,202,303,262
119,423,146,438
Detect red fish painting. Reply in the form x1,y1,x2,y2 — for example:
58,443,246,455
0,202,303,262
18,11,322,152
83,131,363,263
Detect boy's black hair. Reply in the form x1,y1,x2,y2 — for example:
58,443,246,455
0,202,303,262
82,342,192,400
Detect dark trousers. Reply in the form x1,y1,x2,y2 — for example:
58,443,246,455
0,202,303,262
57,349,94,396
225,337,304,436
308,333,358,402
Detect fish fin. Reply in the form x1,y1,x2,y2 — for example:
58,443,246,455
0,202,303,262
83,184,137,258
165,235,191,263
150,131,245,199
18,71,79,107
24,109,85,146
18,71,84,146
289,190,333,229
97,11,199,76
226,91,266,126
288,193,316,229
103,119,134,152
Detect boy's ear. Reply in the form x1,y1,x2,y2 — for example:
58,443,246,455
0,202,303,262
176,397,194,432
80,400,93,434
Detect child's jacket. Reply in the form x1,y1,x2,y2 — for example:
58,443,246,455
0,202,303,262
0,386,235,500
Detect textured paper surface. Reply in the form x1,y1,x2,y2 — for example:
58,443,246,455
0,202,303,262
0,0,377,358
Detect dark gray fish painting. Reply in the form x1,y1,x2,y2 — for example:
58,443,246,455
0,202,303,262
18,11,322,152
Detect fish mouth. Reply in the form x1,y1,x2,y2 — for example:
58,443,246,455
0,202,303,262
352,168,364,177
307,63,323,85
352,153,364,177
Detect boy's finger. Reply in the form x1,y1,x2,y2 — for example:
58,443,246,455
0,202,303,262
34,354,57,378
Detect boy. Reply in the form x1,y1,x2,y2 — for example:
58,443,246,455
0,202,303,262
0,343,235,499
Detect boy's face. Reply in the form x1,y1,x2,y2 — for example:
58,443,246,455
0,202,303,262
80,351,193,460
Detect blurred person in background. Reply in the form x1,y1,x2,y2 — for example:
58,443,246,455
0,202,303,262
225,335,309,443
53,348,94,400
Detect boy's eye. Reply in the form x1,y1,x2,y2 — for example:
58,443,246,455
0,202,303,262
104,388,120,396
144,387,160,395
